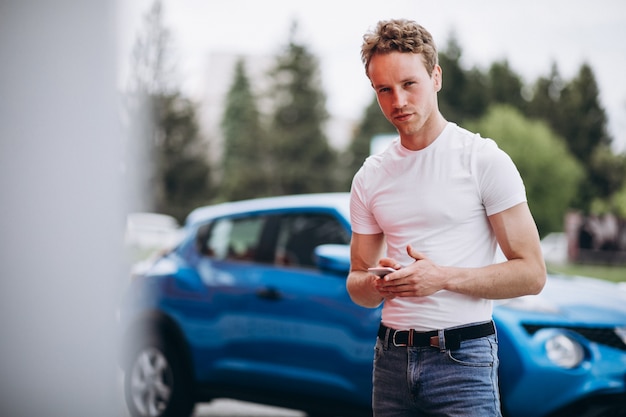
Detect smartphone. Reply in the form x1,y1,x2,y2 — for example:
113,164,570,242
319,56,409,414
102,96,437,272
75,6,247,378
368,266,396,277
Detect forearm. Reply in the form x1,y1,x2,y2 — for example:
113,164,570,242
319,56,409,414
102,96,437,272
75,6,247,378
347,232,387,308
346,270,384,308
442,257,546,300
447,202,547,299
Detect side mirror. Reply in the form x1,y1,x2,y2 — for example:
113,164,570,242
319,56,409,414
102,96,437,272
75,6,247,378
314,244,350,275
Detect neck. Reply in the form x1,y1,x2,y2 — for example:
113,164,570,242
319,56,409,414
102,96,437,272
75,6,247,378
400,113,448,151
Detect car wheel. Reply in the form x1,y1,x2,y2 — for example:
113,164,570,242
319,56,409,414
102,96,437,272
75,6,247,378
124,333,194,417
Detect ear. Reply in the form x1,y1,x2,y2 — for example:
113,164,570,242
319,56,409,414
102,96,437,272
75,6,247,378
432,65,443,92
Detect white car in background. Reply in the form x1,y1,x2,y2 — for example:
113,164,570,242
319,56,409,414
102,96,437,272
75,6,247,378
125,212,182,262
541,232,568,264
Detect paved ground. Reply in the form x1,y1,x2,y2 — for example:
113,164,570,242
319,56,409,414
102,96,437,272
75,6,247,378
118,397,305,417
117,398,305,417
193,399,306,417
117,370,306,417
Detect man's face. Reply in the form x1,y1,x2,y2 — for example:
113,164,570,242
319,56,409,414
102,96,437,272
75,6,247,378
368,51,442,140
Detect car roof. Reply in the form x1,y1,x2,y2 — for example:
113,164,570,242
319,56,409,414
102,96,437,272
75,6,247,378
184,192,351,228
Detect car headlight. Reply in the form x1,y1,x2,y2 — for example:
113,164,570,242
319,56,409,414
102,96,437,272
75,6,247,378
545,334,584,368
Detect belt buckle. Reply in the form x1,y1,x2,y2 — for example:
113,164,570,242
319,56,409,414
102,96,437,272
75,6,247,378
391,329,413,347
392,330,407,347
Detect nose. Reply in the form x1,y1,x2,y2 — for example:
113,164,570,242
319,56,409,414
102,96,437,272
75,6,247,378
392,89,408,109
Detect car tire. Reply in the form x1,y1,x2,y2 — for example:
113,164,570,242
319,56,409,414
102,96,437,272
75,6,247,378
124,332,194,417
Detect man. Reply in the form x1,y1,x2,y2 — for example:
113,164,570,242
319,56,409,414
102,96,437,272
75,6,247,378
346,19,546,417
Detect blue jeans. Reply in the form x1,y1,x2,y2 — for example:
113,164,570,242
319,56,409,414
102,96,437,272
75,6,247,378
373,323,502,417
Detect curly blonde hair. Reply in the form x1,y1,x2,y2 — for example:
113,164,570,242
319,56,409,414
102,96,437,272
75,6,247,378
361,19,438,77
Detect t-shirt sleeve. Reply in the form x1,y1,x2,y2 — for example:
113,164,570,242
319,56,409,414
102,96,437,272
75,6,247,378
350,166,383,235
476,139,527,216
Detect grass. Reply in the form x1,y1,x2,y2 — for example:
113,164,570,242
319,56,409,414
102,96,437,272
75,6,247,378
546,262,626,283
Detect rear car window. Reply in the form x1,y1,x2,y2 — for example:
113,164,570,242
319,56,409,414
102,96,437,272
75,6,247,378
205,216,265,261
198,211,349,269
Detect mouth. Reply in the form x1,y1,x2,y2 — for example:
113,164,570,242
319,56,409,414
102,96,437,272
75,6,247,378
393,113,412,122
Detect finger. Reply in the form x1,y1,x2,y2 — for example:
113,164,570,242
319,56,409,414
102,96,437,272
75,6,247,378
378,257,400,268
376,259,403,273
406,244,427,261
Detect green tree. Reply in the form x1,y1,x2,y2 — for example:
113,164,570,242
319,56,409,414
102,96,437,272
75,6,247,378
461,67,490,120
467,105,584,236
609,181,626,218
560,63,611,166
559,63,615,211
153,92,211,221
438,34,489,123
438,34,468,124
219,59,271,200
340,94,395,189
587,145,626,209
527,62,624,214
527,63,565,133
266,21,338,195
487,60,525,111
125,0,212,221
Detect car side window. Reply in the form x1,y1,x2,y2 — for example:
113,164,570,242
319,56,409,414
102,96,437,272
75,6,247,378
203,216,265,262
275,213,349,268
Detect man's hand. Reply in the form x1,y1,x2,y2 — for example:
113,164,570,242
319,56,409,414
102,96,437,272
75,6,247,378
375,244,446,298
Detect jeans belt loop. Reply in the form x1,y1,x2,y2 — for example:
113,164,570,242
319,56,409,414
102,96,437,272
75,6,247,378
437,329,446,351
385,326,392,348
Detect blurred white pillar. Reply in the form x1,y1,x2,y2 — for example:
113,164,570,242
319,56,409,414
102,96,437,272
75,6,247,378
0,1,127,416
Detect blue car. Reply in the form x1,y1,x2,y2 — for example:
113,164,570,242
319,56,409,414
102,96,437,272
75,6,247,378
118,193,626,417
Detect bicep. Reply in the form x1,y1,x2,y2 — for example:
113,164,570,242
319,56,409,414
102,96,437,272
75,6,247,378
488,202,542,261
350,232,385,272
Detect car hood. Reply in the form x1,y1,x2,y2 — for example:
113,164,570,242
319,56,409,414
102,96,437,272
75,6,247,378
496,274,626,324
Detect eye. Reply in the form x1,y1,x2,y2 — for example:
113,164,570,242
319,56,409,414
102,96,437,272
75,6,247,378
377,87,391,94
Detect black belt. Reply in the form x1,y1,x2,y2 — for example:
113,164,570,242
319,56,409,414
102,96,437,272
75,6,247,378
378,321,495,350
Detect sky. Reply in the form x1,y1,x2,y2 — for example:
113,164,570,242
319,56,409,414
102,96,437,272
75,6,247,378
118,0,626,151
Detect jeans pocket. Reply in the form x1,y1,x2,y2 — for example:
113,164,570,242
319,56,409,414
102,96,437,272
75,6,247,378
446,336,497,367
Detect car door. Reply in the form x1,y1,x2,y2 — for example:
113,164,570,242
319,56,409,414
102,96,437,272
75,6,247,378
185,213,273,382
240,210,378,406
189,209,378,406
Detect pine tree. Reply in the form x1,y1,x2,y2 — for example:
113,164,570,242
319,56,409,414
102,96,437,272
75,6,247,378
560,63,615,211
438,34,469,123
560,63,611,165
438,34,489,123
487,60,525,111
125,0,212,221
154,92,211,221
527,63,565,135
340,94,395,189
219,59,271,200
266,21,338,195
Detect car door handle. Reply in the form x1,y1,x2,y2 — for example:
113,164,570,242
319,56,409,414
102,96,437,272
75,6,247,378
256,286,282,301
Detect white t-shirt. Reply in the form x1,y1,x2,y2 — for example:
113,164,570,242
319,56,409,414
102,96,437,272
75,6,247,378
350,122,527,331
